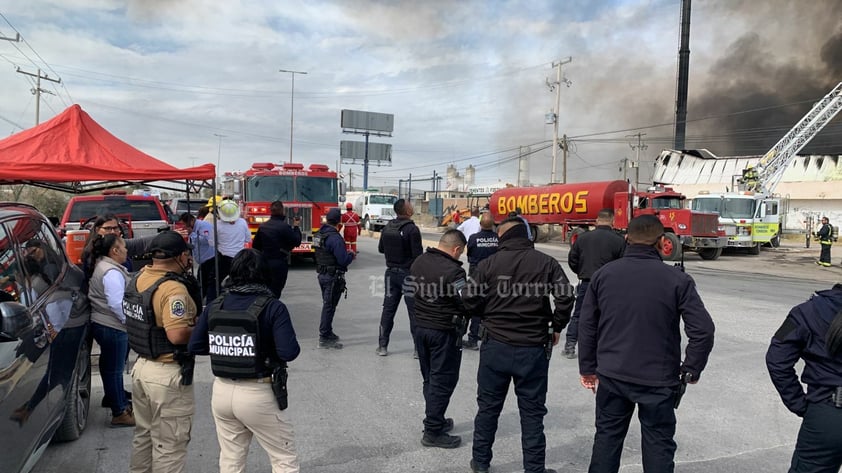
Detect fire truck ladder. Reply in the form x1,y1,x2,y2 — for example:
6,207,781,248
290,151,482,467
747,82,842,195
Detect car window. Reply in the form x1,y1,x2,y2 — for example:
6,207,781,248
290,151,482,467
0,222,28,306
19,219,65,302
68,199,164,222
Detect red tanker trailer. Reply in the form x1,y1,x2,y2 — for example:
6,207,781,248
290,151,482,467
489,180,727,261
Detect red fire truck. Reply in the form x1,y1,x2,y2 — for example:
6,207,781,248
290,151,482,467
222,162,340,257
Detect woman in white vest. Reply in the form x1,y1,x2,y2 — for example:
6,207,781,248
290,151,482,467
86,233,135,427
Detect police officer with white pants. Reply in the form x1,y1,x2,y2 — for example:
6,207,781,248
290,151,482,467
189,248,302,473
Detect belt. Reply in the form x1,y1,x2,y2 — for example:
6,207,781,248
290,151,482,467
227,377,271,383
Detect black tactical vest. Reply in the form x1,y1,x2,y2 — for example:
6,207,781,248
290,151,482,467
123,272,182,359
380,219,414,268
314,228,339,268
207,295,272,379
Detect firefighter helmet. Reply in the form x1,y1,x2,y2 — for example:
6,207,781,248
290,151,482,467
218,200,240,223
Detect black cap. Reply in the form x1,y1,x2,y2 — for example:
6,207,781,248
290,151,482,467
326,208,341,225
149,231,193,259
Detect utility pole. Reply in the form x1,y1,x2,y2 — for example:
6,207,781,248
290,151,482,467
16,67,60,125
279,69,307,163
628,133,647,189
546,57,572,183
620,158,629,180
561,134,569,184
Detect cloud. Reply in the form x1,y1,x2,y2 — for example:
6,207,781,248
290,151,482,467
0,0,839,192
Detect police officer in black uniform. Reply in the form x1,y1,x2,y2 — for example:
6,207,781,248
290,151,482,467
578,215,715,473
463,212,498,350
767,283,842,472
252,201,302,297
189,248,302,471
564,208,625,359
314,208,354,350
411,229,468,449
376,198,423,356
464,218,574,473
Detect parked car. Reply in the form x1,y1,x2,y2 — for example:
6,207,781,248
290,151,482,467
59,190,170,239
167,198,207,220
0,202,91,473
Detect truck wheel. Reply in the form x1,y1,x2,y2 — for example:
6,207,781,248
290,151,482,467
770,234,781,248
530,225,543,242
748,242,761,255
363,216,370,231
54,338,91,442
698,247,723,260
660,233,683,261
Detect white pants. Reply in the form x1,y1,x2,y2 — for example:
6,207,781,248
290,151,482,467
212,377,299,473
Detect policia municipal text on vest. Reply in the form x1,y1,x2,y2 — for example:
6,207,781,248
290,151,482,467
123,272,196,385
206,295,289,410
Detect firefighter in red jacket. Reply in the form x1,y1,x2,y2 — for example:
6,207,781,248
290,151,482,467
341,203,361,254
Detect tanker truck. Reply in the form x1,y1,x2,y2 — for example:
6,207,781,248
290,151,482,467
489,180,727,261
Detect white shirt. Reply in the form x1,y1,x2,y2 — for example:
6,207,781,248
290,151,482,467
210,218,252,257
457,216,481,241
102,268,127,323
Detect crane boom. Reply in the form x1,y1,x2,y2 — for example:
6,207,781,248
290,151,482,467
745,82,842,194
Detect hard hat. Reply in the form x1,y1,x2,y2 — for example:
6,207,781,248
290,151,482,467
207,195,224,207
218,200,240,223
346,202,353,210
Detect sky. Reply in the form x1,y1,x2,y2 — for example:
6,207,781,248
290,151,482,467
1,0,840,193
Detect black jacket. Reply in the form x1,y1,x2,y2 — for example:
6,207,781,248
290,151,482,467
410,247,468,331
578,244,715,386
568,225,625,280
378,217,423,269
463,237,574,346
252,216,302,260
767,284,842,416
817,222,832,243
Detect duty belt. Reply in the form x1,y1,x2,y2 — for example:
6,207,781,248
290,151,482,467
317,265,344,275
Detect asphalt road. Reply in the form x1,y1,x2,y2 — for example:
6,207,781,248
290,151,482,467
34,233,842,472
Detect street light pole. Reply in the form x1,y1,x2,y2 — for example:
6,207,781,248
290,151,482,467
213,133,226,181
279,69,307,163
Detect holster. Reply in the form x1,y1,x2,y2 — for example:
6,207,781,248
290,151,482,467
452,315,467,347
173,347,195,386
271,363,289,411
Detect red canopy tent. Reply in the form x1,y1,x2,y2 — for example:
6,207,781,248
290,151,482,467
0,104,215,193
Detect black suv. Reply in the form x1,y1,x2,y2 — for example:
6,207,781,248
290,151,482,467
0,203,91,473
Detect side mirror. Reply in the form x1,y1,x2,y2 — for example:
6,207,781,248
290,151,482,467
759,202,767,218
0,301,34,340
339,196,346,203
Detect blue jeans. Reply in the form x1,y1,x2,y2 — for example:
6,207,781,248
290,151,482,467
378,268,417,349
92,323,129,416
472,338,550,473
566,281,589,344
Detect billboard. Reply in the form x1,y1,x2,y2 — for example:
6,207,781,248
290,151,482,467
340,140,392,164
341,110,394,133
